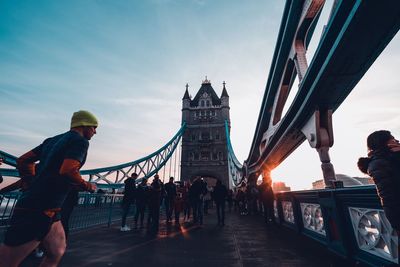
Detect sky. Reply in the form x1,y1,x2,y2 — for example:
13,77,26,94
0,0,399,190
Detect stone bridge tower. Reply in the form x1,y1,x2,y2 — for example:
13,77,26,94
180,78,231,187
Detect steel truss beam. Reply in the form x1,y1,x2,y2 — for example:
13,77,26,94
246,0,400,179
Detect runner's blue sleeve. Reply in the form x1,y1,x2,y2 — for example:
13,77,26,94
65,138,89,165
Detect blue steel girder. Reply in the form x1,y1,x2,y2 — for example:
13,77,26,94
0,150,19,177
80,122,185,184
0,123,186,186
246,0,400,177
224,120,244,187
0,150,17,167
247,0,325,169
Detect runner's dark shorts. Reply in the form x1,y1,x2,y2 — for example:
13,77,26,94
4,208,60,246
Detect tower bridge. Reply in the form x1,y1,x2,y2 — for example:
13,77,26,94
1,0,399,266
181,78,233,188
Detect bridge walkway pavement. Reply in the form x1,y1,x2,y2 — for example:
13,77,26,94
22,209,356,267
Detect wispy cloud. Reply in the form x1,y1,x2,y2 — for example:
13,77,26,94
112,97,176,106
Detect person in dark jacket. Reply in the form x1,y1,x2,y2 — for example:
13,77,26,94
134,178,148,229
357,130,400,234
164,176,177,223
147,174,164,233
182,181,191,222
213,180,228,226
189,177,207,224
237,187,247,215
174,183,185,226
259,177,274,224
120,173,137,232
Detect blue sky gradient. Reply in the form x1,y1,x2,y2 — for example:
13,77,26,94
1,0,399,189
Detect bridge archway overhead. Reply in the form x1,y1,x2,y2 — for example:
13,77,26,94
0,123,186,187
245,0,400,184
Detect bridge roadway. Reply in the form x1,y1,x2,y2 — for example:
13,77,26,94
20,209,357,267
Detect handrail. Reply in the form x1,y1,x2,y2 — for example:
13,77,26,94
0,150,17,167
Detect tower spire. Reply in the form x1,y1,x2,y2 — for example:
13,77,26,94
183,83,190,100
221,81,229,97
202,76,211,84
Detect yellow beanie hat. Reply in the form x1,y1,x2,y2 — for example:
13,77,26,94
70,110,99,128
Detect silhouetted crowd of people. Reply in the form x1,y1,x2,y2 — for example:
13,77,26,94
230,179,275,224
117,172,278,236
118,175,233,233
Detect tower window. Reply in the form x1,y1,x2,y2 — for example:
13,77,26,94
206,100,210,107
212,152,218,160
200,100,205,107
216,132,220,140
201,151,209,160
201,132,210,140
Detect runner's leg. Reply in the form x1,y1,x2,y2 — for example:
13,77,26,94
0,240,41,267
39,221,66,267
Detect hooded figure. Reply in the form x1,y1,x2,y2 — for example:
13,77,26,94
357,130,400,233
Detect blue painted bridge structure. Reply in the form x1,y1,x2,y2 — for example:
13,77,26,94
1,0,400,266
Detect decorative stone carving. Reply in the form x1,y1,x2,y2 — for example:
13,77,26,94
348,207,398,264
282,201,295,223
300,203,325,235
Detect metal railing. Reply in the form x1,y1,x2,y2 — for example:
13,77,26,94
0,192,134,242
70,193,127,230
274,186,398,267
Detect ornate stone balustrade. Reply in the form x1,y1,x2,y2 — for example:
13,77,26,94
348,207,398,264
